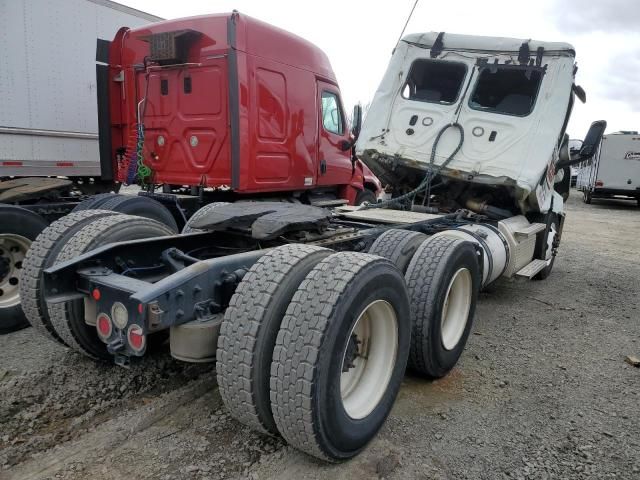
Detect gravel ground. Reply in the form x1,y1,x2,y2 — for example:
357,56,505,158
1,191,639,480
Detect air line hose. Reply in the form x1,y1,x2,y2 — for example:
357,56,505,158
364,122,464,209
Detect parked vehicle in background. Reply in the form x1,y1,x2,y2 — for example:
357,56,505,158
0,0,161,333
21,19,604,463
577,131,640,205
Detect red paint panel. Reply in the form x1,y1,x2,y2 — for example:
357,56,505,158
257,68,286,141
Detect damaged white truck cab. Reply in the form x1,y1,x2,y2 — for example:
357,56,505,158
357,31,602,218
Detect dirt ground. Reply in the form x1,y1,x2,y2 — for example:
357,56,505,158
1,191,639,480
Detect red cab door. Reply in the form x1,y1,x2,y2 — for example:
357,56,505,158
316,81,353,186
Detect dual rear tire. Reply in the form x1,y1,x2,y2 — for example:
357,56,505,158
217,245,411,461
20,211,174,359
218,230,481,461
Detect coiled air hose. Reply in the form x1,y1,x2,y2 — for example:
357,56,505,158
364,122,464,209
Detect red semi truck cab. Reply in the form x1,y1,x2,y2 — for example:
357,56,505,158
103,11,380,204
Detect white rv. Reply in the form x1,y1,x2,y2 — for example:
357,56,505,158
576,132,640,205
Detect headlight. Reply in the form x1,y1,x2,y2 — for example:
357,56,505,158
111,302,129,329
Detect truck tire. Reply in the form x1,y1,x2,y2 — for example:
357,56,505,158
182,202,230,233
47,215,174,360
531,212,560,281
20,210,119,344
99,195,179,232
405,236,480,378
270,252,410,461
72,193,120,211
583,191,592,204
217,244,331,435
355,188,377,206
368,229,427,273
0,205,49,334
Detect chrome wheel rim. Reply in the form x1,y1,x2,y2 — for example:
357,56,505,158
340,300,398,420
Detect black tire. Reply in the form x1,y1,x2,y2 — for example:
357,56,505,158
368,229,427,273
182,202,230,233
72,193,121,212
47,215,174,359
354,188,377,206
0,205,49,334
531,212,560,281
405,236,480,378
217,244,331,435
583,191,592,204
20,210,119,344
270,252,410,461
99,195,179,232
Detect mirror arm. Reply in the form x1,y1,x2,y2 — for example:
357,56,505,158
556,153,589,170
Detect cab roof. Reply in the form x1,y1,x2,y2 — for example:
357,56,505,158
402,31,575,56
128,12,336,81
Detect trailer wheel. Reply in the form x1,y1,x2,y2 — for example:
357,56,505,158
531,212,560,281
72,193,120,211
47,215,174,360
99,195,178,232
368,229,427,273
182,202,230,233
0,205,49,334
270,252,410,461
355,188,377,206
217,244,331,435
20,210,119,344
405,236,480,378
583,191,592,204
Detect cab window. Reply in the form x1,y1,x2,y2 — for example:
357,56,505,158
402,59,467,104
469,66,543,116
321,91,344,135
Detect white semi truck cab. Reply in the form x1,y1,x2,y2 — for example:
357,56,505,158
357,31,603,219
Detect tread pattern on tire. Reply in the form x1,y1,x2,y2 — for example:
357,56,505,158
405,235,462,374
182,202,230,233
72,193,120,212
98,195,178,232
217,244,330,435
368,228,427,271
47,214,174,358
20,210,117,345
269,251,386,460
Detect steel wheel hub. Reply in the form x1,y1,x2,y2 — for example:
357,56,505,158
340,300,398,420
0,234,31,309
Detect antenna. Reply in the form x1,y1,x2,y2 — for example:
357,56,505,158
395,0,420,49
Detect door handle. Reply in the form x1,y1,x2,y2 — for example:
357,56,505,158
320,159,327,175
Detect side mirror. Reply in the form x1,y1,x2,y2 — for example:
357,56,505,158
579,120,606,158
351,104,362,142
556,120,607,169
572,84,586,103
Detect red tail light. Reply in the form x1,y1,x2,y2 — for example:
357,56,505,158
595,180,604,187
96,313,112,340
127,324,146,352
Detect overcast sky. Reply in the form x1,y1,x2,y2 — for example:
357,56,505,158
119,0,638,138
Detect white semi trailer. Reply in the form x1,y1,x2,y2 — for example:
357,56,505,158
577,131,640,205
0,0,161,333
20,25,604,463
